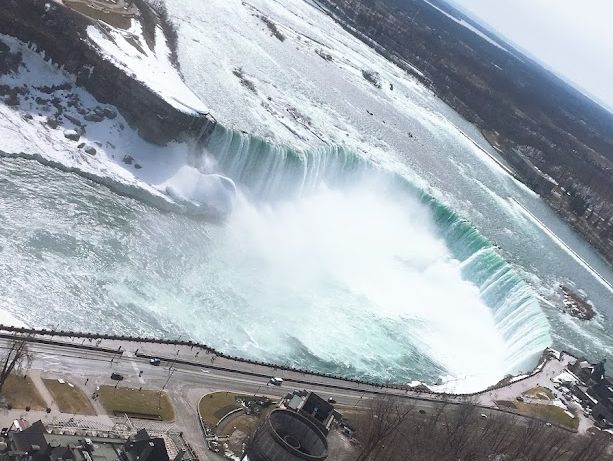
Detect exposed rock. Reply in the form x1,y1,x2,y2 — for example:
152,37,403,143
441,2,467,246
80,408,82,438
5,93,20,106
362,69,382,88
84,145,97,155
0,0,214,146
63,129,80,141
46,117,59,129
103,107,117,119
84,111,104,122
134,163,142,169
77,142,85,148
64,114,84,128
36,82,72,94
0,40,22,75
122,155,134,165
561,285,595,320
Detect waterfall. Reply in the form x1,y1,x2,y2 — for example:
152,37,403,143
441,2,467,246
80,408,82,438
195,123,552,380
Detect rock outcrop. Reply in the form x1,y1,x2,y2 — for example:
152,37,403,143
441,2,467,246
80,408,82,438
1,0,215,146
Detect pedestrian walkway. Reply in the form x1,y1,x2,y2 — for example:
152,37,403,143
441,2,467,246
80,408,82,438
29,371,56,412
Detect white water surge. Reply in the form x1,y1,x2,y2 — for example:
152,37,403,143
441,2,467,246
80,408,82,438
209,186,510,391
0,145,552,392
4,0,612,392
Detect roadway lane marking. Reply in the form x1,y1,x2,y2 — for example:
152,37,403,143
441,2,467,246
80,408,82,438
128,358,145,384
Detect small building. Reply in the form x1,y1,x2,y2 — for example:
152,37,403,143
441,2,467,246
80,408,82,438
284,391,340,434
568,359,613,427
4,420,177,461
8,421,126,461
592,399,613,427
589,376,613,401
568,359,594,384
120,429,175,461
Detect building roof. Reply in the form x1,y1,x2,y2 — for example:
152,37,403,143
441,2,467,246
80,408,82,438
122,429,169,461
10,420,49,454
8,421,170,461
301,393,335,425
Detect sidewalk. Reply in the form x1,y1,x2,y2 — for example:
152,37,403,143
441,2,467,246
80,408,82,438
29,371,57,412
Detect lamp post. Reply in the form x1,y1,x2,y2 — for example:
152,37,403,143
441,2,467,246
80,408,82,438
158,365,176,409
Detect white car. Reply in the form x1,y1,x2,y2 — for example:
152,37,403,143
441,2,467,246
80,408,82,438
269,377,284,386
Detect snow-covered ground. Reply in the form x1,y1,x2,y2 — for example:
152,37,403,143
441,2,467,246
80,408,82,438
0,29,233,216
164,0,524,202
86,21,209,114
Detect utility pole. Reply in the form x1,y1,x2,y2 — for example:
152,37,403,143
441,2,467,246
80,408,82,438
158,364,176,409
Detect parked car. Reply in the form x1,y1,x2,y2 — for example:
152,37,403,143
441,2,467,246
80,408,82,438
110,372,124,381
327,398,337,404
149,358,161,366
269,377,284,386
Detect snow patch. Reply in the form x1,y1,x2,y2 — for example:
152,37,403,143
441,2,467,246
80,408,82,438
86,22,209,115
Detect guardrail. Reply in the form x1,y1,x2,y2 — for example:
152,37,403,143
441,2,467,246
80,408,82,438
0,325,578,433
0,325,578,401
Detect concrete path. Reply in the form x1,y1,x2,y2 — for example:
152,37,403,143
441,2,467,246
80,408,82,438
29,371,57,412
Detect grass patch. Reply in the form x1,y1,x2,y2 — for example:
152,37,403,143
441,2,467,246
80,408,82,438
497,400,578,429
98,386,175,421
523,386,555,401
495,400,517,409
43,379,95,415
0,375,46,410
199,392,242,427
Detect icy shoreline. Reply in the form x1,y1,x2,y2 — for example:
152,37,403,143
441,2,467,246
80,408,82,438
0,29,236,218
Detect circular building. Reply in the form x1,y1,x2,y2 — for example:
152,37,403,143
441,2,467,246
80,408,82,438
244,409,328,461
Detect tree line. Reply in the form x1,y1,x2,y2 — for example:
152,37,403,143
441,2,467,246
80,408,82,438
352,396,611,461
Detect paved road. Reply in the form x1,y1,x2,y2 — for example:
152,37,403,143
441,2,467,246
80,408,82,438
0,333,581,460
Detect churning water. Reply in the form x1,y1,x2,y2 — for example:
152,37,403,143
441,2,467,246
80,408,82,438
0,122,556,391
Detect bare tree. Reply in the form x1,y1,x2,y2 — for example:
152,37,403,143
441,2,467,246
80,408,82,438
355,396,414,461
568,432,611,461
0,338,32,394
345,396,613,461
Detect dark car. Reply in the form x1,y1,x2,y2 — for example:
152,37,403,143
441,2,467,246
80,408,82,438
149,358,161,366
327,398,337,404
110,372,124,381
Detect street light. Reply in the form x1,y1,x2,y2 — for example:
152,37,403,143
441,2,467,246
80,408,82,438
158,366,176,409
